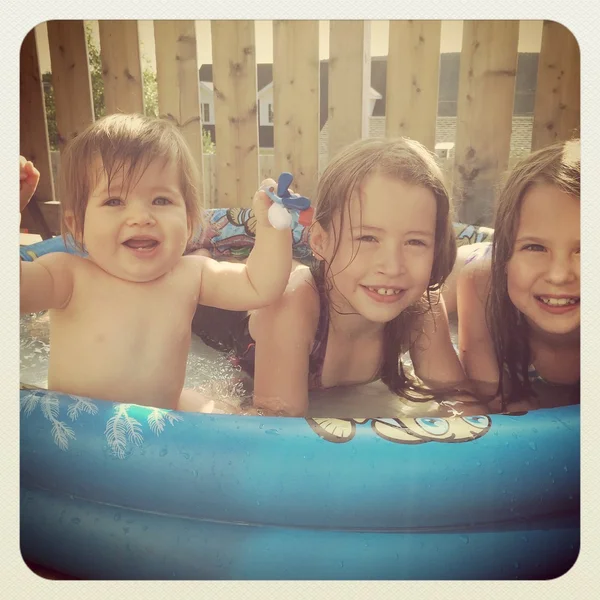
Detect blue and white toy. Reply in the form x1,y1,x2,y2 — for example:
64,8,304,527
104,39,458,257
263,172,313,230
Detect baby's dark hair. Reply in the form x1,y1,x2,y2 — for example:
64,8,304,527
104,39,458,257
487,139,580,405
310,137,457,398
58,113,204,250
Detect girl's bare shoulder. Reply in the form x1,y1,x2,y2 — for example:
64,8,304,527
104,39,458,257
284,265,321,313
460,248,492,298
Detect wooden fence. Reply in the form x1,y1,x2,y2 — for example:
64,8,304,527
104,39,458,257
20,20,580,237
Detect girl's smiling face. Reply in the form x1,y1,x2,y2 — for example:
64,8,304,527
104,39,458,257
507,182,580,337
313,174,437,324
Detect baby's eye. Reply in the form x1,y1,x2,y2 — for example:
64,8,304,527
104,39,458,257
153,196,172,206
357,235,378,243
522,243,546,252
104,198,123,207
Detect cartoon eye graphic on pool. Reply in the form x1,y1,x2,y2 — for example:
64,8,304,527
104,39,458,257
461,415,491,429
415,417,450,436
307,415,492,445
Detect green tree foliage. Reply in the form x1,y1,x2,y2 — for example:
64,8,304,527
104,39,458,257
202,128,216,154
43,25,162,150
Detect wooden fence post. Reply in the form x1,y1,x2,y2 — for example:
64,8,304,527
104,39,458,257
273,20,320,201
20,28,56,237
47,20,95,153
328,21,371,159
154,20,205,208
453,21,519,225
532,21,580,150
211,20,259,208
386,20,441,152
99,20,144,115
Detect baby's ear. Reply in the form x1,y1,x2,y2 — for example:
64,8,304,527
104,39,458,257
62,209,75,236
62,210,81,246
309,222,328,260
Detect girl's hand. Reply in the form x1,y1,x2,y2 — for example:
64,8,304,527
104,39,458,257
20,156,40,213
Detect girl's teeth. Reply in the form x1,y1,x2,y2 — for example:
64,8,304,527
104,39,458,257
368,287,401,296
538,297,579,306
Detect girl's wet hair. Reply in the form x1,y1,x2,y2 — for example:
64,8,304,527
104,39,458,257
58,113,204,251
310,137,457,398
487,138,580,405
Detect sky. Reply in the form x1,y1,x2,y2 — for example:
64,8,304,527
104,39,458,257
34,20,544,74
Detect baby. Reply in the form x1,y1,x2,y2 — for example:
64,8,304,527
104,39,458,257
19,114,292,410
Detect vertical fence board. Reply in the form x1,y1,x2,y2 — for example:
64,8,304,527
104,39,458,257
211,21,259,208
98,21,144,115
20,28,55,236
532,21,580,150
273,20,320,200
47,20,95,153
154,20,205,208
386,20,441,151
328,21,371,159
453,21,519,225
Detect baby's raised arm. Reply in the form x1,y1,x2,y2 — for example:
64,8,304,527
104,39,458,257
20,155,40,213
197,180,292,311
19,156,74,314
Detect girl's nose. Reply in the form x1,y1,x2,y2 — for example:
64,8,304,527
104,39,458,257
377,247,406,276
545,253,578,285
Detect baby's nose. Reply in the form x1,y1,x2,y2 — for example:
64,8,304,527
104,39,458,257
126,204,155,226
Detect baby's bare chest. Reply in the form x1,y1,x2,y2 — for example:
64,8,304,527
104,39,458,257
56,275,198,354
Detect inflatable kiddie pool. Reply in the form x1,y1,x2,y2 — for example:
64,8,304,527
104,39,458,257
19,210,579,580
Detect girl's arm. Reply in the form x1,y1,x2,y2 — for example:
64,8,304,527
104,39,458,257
197,183,292,311
409,293,467,388
249,278,319,417
456,261,500,395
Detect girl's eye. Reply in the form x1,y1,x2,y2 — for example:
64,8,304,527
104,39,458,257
153,197,172,206
358,235,378,243
104,198,122,207
407,239,427,247
522,243,546,252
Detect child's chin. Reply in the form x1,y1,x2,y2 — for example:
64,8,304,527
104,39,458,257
103,264,170,283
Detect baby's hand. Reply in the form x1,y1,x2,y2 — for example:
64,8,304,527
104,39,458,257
252,178,296,230
252,178,278,229
20,156,40,213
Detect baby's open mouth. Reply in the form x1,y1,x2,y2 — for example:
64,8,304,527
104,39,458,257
123,237,159,250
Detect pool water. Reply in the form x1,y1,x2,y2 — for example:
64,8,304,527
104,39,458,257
20,312,461,418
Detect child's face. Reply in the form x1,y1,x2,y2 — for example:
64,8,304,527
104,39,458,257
317,174,437,323
81,158,190,282
507,183,580,337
